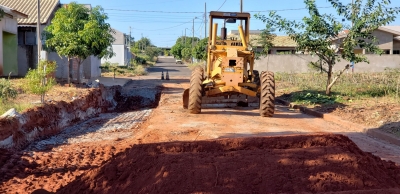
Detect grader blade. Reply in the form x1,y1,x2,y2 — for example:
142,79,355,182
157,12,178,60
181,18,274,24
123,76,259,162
183,90,259,109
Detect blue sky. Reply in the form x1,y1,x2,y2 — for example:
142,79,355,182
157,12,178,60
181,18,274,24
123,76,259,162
60,0,400,47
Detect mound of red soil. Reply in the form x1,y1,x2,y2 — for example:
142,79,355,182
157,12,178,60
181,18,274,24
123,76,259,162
57,134,400,194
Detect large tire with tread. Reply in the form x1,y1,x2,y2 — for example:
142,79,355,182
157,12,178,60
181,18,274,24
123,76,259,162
259,71,275,117
189,67,204,114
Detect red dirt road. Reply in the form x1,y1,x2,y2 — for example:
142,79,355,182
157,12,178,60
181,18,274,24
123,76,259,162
58,134,400,194
1,76,400,193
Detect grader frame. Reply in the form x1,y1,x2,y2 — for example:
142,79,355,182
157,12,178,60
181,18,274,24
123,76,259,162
183,11,275,117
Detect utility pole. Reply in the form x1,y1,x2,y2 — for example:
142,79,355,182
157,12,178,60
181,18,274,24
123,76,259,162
184,28,186,45
205,2,207,38
192,17,197,63
240,0,243,26
37,0,41,66
129,26,131,67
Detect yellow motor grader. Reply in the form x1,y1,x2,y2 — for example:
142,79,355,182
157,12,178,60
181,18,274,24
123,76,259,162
183,11,275,117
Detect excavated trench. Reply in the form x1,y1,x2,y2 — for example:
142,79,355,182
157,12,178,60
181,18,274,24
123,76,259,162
0,84,162,152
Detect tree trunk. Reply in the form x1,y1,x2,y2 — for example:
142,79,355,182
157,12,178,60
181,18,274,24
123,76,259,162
326,64,333,95
326,64,350,96
67,57,71,84
77,58,82,84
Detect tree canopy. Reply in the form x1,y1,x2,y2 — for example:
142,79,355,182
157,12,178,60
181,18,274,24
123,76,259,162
256,0,399,95
192,37,208,61
170,36,200,60
44,2,115,83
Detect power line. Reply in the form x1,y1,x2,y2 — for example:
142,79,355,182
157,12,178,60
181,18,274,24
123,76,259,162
131,19,193,31
216,0,227,11
104,6,333,13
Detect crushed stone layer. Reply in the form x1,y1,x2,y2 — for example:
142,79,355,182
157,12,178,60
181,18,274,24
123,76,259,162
25,109,152,151
57,134,400,194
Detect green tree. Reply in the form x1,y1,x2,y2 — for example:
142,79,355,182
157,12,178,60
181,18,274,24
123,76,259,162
25,60,57,103
253,29,276,59
171,42,184,59
134,37,153,50
171,36,200,59
144,47,161,60
192,37,208,61
163,49,170,56
256,0,399,95
181,47,192,61
44,2,115,84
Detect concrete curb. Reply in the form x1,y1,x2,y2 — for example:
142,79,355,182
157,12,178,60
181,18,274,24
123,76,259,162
276,98,400,147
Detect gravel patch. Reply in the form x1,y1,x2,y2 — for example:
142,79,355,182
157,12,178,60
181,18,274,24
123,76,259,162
25,109,152,151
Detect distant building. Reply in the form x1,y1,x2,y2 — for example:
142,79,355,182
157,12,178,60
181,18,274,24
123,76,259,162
331,26,400,55
228,30,297,54
0,0,101,81
101,28,132,66
0,4,27,76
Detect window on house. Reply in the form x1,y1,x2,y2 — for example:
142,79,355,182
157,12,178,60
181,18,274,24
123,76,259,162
393,50,400,54
384,50,390,54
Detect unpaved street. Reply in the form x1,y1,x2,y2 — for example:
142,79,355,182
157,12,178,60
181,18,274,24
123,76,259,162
1,57,400,193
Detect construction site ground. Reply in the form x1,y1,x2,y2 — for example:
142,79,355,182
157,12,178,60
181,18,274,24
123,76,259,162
1,57,400,193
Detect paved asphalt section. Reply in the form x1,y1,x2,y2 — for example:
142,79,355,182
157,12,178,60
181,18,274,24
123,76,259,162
147,56,192,78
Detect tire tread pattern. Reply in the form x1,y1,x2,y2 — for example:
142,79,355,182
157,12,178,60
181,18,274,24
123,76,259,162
189,67,203,114
259,71,275,117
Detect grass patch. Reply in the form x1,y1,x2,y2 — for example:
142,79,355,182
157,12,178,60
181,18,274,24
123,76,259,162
290,91,343,106
100,62,148,77
276,69,400,105
0,100,35,115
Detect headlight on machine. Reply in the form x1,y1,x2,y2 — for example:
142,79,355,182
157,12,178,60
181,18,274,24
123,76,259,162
246,45,253,51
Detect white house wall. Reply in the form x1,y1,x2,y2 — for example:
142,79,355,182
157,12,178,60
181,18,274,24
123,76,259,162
101,45,126,66
2,16,17,34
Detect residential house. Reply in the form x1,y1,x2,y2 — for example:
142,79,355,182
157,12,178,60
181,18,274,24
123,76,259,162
0,0,101,81
332,26,400,55
101,28,132,66
228,30,297,54
0,5,27,76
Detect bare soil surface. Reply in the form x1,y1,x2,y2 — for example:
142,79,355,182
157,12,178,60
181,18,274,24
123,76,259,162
58,134,400,194
1,58,400,193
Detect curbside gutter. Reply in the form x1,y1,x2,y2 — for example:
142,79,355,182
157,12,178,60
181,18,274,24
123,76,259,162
276,98,400,147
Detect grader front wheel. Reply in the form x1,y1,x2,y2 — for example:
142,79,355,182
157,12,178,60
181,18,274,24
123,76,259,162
188,67,204,114
259,71,275,117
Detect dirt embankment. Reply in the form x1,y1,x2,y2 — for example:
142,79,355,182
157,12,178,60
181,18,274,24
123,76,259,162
0,84,160,151
57,134,400,194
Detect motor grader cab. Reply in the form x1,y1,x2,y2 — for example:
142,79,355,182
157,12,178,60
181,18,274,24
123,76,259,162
183,11,275,117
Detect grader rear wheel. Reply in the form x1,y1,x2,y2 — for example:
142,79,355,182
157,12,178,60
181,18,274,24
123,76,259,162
188,67,204,114
259,71,275,117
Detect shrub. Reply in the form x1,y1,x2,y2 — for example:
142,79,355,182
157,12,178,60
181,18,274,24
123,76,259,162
133,65,148,76
0,78,18,103
24,60,57,103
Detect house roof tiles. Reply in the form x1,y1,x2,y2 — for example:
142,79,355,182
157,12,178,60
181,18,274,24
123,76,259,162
0,0,59,25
